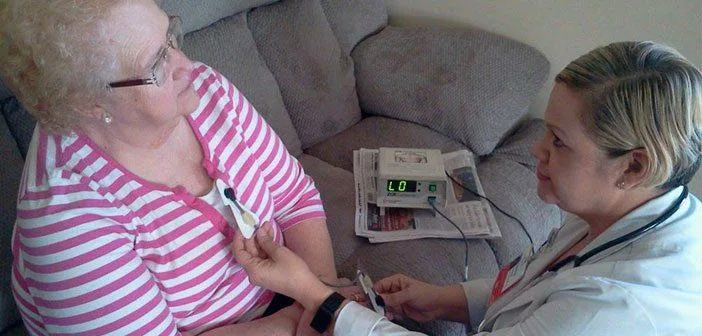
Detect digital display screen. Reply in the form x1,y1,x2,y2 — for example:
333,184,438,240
386,180,417,193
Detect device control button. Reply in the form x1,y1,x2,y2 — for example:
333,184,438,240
429,184,437,192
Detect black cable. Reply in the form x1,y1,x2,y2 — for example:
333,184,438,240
428,198,469,282
445,172,535,249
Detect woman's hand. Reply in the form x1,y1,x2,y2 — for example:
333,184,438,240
317,277,368,307
374,274,468,323
232,222,334,311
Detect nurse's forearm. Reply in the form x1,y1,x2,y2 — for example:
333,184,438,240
283,218,338,281
436,284,470,323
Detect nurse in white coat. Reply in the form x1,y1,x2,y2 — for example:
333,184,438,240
233,41,702,335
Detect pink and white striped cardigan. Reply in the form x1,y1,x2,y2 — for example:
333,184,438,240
11,63,326,335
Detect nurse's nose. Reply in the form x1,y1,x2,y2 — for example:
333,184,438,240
531,133,549,163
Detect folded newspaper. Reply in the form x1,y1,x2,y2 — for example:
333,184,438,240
353,148,501,243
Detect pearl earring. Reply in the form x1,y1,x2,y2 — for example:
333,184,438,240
617,182,625,190
103,112,113,124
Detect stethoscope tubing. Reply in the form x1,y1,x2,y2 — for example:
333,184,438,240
549,185,689,272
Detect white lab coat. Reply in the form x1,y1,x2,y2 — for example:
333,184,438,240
333,187,702,335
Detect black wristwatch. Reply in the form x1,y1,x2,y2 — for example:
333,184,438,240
310,292,346,333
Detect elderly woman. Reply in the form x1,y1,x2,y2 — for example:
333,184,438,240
233,41,702,335
1,0,347,335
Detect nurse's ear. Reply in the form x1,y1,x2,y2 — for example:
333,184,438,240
615,148,650,190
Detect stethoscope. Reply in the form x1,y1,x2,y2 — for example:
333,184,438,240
548,185,689,272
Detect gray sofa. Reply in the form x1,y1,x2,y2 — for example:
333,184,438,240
0,0,561,334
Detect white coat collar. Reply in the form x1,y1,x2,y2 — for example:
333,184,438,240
577,186,687,263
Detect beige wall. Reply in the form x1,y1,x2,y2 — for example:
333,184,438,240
386,0,702,196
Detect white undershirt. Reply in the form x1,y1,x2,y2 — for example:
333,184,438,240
199,182,238,226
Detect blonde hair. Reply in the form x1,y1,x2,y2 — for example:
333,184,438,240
557,41,702,189
0,0,131,133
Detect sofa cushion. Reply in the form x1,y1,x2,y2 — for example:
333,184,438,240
349,237,499,287
297,154,365,272
302,119,500,280
302,148,494,336
481,119,564,264
319,0,388,55
352,26,549,156
1,323,28,336
0,97,35,159
476,155,562,265
0,78,11,101
183,13,302,156
0,115,23,332
306,116,466,172
156,0,279,34
306,116,562,266
248,0,361,149
349,237,497,336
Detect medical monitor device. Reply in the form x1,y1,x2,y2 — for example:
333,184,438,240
376,147,447,209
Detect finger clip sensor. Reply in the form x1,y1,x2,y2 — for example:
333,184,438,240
218,180,259,238
357,270,385,315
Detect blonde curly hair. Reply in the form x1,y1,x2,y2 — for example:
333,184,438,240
0,0,131,133
557,41,702,189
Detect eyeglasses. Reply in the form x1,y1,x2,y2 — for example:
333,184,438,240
108,16,183,89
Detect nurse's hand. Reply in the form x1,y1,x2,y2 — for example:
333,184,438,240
232,222,334,311
374,274,469,324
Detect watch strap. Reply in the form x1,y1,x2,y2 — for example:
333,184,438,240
310,292,346,333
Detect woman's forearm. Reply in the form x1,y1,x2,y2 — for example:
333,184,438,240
197,306,299,336
282,218,338,281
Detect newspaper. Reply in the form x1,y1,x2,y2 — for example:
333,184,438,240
354,148,501,243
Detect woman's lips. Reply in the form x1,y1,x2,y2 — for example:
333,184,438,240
537,171,551,182
177,80,194,96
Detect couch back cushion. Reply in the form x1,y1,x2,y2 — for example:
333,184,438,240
248,0,361,149
353,26,549,156
183,13,302,156
320,0,388,55
0,114,23,332
157,0,279,34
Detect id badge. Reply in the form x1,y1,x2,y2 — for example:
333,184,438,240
216,180,259,238
488,246,533,305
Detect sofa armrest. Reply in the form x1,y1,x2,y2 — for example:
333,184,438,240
352,26,549,156
492,118,546,170
480,118,562,264
477,156,562,265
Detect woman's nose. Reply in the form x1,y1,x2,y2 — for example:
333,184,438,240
531,134,549,163
171,50,194,82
